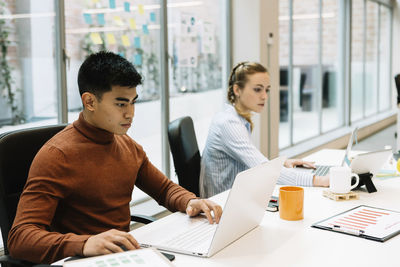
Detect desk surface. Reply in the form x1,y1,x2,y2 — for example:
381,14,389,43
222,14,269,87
133,149,400,267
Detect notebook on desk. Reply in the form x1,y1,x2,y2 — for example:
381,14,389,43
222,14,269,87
131,156,286,258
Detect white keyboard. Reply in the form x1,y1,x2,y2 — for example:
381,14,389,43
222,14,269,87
160,220,217,251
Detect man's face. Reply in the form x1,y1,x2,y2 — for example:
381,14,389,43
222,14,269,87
89,85,138,135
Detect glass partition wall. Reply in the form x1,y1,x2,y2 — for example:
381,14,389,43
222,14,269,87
351,0,392,122
279,0,344,148
167,0,226,181
279,0,393,149
0,0,58,133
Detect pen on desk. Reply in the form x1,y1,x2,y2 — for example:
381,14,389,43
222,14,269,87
331,225,365,236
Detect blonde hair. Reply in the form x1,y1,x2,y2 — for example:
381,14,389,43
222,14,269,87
227,62,268,131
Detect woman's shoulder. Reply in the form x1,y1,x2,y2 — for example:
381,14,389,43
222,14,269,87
213,105,241,125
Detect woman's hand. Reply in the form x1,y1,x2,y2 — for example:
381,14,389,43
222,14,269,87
313,175,330,187
284,159,316,169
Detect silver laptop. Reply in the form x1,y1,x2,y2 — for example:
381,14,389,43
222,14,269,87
299,127,359,176
131,156,286,258
350,149,392,174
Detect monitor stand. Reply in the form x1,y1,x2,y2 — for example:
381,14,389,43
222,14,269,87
352,172,377,193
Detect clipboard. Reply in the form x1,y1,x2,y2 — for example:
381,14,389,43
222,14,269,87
311,205,400,242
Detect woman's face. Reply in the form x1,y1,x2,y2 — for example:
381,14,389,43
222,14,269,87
234,72,270,113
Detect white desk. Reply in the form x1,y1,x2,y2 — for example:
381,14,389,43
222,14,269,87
132,149,400,267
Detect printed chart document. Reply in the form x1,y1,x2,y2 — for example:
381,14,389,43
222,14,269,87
63,248,173,267
312,205,400,242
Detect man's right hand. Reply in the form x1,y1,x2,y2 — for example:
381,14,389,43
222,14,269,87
82,229,140,257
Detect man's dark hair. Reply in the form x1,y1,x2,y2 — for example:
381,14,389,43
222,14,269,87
78,51,143,98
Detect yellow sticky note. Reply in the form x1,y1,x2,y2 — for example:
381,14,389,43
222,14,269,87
129,18,137,29
121,35,130,47
106,33,116,45
138,4,145,15
92,0,99,3
113,16,124,26
90,32,103,44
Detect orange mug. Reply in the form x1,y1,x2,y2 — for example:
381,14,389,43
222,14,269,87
279,186,304,221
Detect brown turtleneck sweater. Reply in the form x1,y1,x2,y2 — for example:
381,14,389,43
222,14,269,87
7,113,196,264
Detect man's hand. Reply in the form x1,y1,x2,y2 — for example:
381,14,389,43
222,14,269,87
83,229,140,257
313,175,330,187
284,159,316,169
186,199,222,224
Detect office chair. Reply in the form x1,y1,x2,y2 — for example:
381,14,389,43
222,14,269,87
279,68,289,122
395,74,400,105
0,125,155,267
168,117,200,197
299,73,309,110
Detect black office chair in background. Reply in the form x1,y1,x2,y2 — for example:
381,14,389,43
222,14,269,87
168,117,200,197
279,68,289,122
395,74,400,142
395,74,400,106
0,125,155,267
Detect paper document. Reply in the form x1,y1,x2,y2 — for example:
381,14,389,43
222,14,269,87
312,205,400,242
375,169,400,179
63,248,173,267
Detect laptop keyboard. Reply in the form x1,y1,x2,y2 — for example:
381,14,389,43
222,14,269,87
160,220,217,251
313,165,330,176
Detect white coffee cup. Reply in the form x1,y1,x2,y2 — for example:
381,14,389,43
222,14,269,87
329,166,360,194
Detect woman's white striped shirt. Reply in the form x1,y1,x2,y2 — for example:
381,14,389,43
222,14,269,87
199,104,313,198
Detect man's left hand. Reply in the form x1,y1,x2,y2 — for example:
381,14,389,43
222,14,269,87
284,159,316,169
186,199,222,224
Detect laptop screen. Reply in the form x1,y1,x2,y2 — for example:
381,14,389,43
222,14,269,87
341,126,358,167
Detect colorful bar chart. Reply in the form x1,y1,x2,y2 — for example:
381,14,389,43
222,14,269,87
314,205,400,241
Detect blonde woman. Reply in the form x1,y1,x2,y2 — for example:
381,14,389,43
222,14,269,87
199,62,329,198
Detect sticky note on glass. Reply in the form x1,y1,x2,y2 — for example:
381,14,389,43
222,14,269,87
150,12,156,22
92,0,99,3
97,13,105,25
138,4,145,15
113,16,124,26
109,0,116,9
124,2,130,12
83,13,93,25
134,36,141,48
129,18,137,29
142,24,149,35
121,35,131,47
134,54,142,66
106,33,116,45
90,33,103,44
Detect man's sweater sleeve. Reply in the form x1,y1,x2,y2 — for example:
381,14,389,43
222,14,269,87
7,146,91,264
135,154,197,212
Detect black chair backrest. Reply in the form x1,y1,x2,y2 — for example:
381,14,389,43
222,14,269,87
168,117,200,196
395,74,400,105
299,73,307,106
0,124,67,254
280,69,288,86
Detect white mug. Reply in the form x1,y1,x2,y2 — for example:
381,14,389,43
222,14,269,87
329,166,360,194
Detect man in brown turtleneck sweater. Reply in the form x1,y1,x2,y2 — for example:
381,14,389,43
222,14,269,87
7,51,222,264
